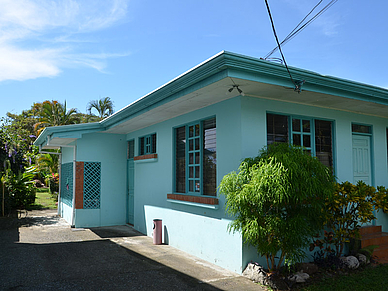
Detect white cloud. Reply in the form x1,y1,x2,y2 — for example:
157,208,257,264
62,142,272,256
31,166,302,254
0,0,129,82
0,45,62,81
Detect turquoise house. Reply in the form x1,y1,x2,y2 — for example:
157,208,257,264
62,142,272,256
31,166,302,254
34,51,388,273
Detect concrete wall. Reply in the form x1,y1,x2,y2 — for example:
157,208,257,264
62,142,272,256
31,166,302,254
238,96,388,268
58,133,127,227
127,94,388,273
75,132,127,227
127,97,244,273
57,93,388,273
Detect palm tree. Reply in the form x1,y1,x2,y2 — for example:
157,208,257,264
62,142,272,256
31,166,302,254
37,153,59,175
34,101,78,135
87,97,114,120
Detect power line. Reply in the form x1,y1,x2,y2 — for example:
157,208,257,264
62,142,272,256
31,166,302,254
264,0,300,92
264,0,338,60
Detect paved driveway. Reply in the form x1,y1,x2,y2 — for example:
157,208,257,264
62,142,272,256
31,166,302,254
0,210,264,291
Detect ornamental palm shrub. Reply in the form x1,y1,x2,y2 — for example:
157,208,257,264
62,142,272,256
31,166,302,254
4,166,37,210
219,143,335,272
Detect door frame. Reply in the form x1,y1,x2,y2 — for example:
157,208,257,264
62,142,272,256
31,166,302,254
351,123,373,186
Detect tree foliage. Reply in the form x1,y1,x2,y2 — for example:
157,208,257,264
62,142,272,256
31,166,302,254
34,100,79,135
87,97,114,120
219,143,336,271
0,98,113,214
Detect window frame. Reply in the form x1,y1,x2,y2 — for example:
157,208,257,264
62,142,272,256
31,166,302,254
173,116,216,197
267,112,335,169
139,133,156,156
352,123,372,136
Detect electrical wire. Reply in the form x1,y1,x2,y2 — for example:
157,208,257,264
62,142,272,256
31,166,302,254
264,0,338,60
264,0,297,90
265,0,323,59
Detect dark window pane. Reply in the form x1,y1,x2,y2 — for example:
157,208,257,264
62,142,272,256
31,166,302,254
189,125,194,137
302,120,310,133
139,137,145,155
267,114,289,145
151,133,157,153
293,134,301,146
195,152,200,164
195,138,200,150
127,140,134,159
175,126,186,193
292,119,301,132
195,124,200,137
203,117,216,196
303,135,311,148
189,139,193,151
315,120,333,168
189,166,193,178
352,124,371,134
189,180,194,192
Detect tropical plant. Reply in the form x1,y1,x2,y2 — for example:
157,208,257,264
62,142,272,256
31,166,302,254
374,185,388,213
87,97,114,120
34,100,78,135
323,181,388,257
219,143,336,272
3,166,37,210
36,152,59,174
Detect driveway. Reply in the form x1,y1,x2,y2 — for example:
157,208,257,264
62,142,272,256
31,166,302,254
0,210,264,291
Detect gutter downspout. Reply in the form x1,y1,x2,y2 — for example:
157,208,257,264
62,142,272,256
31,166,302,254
44,138,77,227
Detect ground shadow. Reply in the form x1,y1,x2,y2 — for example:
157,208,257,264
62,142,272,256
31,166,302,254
17,214,62,228
89,225,144,238
1,235,222,290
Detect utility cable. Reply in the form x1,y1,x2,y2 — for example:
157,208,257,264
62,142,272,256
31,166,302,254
265,0,323,59
264,0,338,59
264,0,300,91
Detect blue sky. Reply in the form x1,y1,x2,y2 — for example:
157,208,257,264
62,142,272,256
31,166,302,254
1,0,387,119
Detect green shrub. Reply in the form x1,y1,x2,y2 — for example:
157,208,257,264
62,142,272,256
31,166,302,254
219,143,335,271
3,166,37,210
319,181,388,257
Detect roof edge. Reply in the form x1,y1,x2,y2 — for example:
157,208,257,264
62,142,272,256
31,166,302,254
101,51,388,130
34,122,104,146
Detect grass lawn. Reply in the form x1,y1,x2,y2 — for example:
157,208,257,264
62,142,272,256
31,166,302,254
299,264,388,291
29,188,58,210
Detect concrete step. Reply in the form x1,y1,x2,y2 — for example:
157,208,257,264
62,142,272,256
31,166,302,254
359,225,388,264
359,225,382,236
360,232,388,248
373,243,388,259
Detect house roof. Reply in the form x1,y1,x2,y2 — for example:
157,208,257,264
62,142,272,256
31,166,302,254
34,51,388,148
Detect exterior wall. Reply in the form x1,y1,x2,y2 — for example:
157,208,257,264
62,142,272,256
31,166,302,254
75,132,127,227
60,203,73,224
128,94,388,272
127,97,244,273
59,135,127,227
56,94,388,272
238,96,388,267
